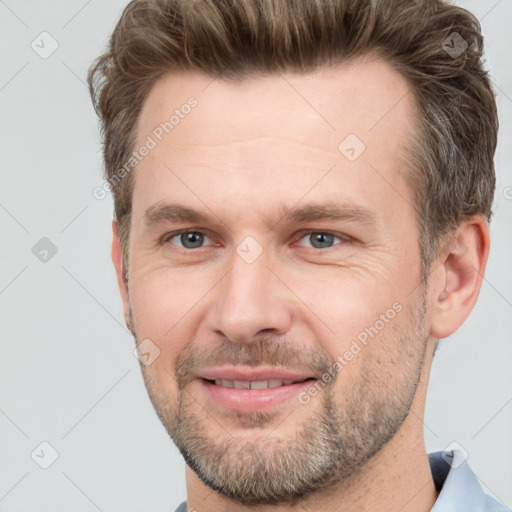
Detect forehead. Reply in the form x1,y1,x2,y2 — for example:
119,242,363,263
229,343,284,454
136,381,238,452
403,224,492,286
132,58,416,222
138,57,414,145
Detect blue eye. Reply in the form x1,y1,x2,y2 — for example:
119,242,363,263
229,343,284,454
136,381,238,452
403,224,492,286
298,232,345,249
167,231,211,249
163,230,348,251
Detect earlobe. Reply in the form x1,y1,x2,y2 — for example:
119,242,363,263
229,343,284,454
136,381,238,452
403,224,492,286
429,216,490,340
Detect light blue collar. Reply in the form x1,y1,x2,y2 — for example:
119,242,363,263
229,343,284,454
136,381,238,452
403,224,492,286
429,449,509,511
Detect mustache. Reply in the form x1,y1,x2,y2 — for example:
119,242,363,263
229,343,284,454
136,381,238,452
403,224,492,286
174,337,333,388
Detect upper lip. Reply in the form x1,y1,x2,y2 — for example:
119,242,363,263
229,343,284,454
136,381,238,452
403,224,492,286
195,366,316,382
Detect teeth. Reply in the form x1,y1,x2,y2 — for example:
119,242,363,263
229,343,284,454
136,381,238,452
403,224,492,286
250,380,269,389
213,379,298,389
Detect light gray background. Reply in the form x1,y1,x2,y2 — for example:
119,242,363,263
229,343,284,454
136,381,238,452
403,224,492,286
1,1,511,510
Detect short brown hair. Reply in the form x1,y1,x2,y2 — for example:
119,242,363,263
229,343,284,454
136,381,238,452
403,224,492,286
88,0,498,277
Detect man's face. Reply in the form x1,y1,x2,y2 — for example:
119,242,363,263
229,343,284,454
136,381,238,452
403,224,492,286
119,59,434,503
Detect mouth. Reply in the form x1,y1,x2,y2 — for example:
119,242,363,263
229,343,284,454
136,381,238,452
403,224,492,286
206,377,314,389
194,368,318,413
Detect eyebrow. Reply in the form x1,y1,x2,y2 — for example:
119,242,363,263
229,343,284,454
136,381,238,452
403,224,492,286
145,203,211,225
143,201,378,229
279,202,378,226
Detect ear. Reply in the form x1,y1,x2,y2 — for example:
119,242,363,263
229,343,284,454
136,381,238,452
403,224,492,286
112,220,132,332
429,215,490,339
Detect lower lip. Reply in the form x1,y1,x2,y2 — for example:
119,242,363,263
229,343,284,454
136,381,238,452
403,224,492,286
198,379,315,413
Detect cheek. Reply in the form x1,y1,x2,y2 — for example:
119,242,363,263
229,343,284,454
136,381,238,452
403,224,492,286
284,263,406,343
128,243,418,365
130,266,224,372
129,268,213,357
131,266,202,320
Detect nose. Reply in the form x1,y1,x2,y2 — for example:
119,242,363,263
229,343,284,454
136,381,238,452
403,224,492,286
206,250,293,344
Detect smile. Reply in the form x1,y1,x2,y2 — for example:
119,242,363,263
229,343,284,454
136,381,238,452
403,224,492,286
196,377,317,414
211,378,303,389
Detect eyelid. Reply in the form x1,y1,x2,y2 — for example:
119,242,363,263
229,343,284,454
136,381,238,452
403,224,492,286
161,229,352,249
162,229,215,248
294,230,352,248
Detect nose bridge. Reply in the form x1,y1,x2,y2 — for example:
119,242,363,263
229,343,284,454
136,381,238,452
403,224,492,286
209,247,292,343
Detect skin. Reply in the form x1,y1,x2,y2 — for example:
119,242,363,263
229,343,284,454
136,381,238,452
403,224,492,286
112,58,490,511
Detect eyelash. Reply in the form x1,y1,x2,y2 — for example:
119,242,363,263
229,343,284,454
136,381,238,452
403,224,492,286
162,229,351,250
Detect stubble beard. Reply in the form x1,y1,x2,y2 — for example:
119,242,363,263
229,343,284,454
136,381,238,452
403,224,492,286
133,293,428,505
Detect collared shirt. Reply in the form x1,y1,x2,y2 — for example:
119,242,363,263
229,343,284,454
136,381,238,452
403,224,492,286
174,449,510,511
430,449,509,511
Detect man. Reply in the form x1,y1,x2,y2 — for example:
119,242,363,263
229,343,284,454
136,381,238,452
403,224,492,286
88,0,508,510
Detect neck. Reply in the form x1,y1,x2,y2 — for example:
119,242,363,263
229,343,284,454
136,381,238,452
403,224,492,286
185,340,439,512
